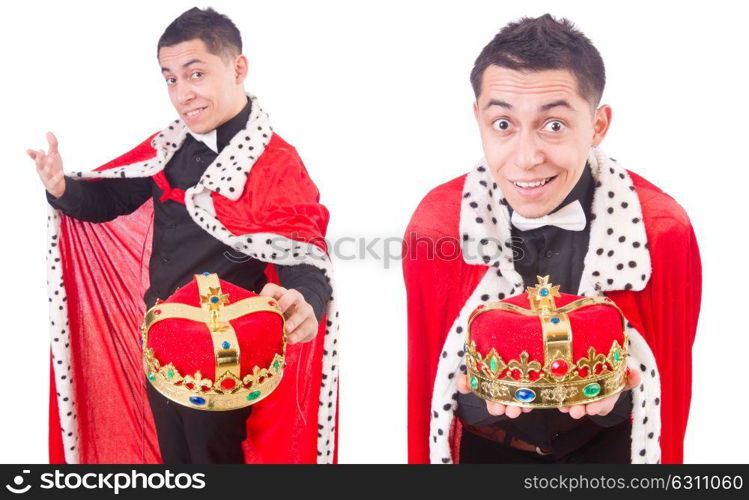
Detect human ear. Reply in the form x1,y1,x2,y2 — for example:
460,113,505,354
234,54,249,83
591,104,612,147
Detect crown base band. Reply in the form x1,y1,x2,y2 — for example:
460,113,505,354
146,372,282,411
467,367,627,409
143,351,285,411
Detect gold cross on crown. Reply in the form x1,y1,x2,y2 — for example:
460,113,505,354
200,287,230,312
526,275,561,313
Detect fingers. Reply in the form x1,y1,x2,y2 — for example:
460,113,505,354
27,149,45,175
35,149,46,171
36,150,50,180
287,315,317,344
28,133,60,172
562,396,617,418
277,288,304,315
452,376,529,417
454,375,532,416
285,304,316,342
279,291,308,330
29,148,51,189
284,300,309,331
43,151,57,174
47,131,59,155
456,374,470,394
27,144,46,169
259,283,286,300
28,139,65,197
625,367,641,390
584,397,614,416
557,367,637,419
259,285,320,343
486,401,506,416
39,150,53,176
26,147,44,165
273,288,318,344
504,405,523,418
582,368,638,417
568,405,586,419
485,402,524,418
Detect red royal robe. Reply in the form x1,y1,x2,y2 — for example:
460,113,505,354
404,148,701,464
45,93,339,464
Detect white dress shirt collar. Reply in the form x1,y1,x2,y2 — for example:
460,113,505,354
187,128,218,154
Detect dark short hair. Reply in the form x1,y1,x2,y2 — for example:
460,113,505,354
470,14,605,109
157,7,242,62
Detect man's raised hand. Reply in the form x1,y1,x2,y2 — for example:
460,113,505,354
27,131,65,198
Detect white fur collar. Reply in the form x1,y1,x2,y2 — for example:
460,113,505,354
71,91,271,202
459,147,652,295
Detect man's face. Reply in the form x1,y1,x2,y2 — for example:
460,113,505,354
473,66,611,218
158,38,247,134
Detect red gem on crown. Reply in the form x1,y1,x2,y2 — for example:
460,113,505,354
550,359,569,378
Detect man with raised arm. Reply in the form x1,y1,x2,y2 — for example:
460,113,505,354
29,7,339,464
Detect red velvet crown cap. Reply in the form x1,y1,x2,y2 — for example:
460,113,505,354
145,277,284,382
470,291,625,380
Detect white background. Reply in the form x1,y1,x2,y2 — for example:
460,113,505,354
1,0,747,463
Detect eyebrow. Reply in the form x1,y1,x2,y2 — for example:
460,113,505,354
539,99,575,112
160,58,206,73
483,99,575,112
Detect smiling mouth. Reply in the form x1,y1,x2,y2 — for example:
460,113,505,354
512,175,558,188
184,106,207,118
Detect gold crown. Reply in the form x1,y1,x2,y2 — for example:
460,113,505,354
141,273,287,411
466,276,629,408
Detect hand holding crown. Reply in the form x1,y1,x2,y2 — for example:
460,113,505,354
460,276,635,418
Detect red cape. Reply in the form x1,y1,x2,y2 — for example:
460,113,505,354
46,95,340,464
404,151,701,464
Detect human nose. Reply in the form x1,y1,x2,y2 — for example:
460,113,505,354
512,128,544,171
175,81,196,106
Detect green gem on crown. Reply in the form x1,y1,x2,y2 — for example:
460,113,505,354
247,391,261,401
167,369,174,379
613,350,621,362
470,376,478,390
147,372,155,382
489,357,498,373
273,361,280,370
582,383,601,398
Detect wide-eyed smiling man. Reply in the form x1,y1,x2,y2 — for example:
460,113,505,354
29,7,339,464
404,14,701,464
